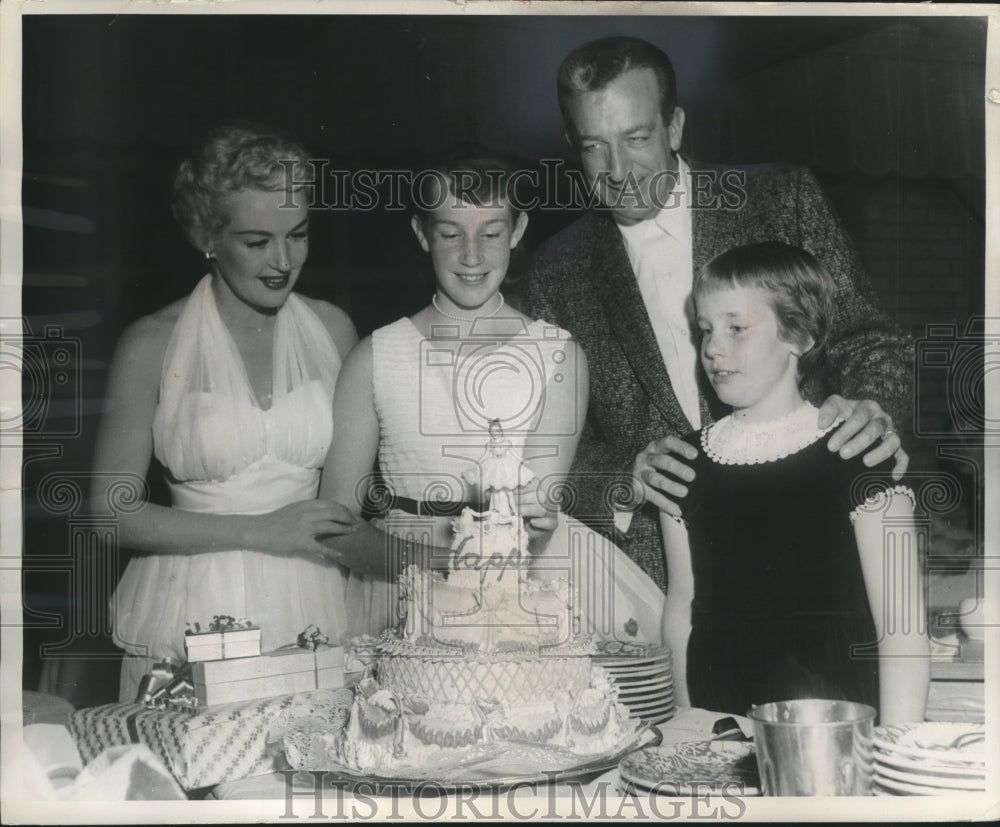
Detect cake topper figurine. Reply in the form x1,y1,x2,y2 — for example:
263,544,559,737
462,418,536,520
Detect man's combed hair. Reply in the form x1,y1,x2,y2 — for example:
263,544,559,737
557,36,678,141
172,123,314,250
694,241,836,380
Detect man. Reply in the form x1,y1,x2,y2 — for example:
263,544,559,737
523,36,912,591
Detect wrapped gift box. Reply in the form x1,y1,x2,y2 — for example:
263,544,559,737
192,645,345,707
184,626,261,662
70,694,296,791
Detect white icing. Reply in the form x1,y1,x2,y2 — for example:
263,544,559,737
338,439,631,771
399,505,574,651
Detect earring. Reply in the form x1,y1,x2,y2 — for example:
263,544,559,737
205,251,214,260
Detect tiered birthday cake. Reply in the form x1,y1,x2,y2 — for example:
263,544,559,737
335,426,634,772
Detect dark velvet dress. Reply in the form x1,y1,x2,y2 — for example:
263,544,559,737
679,423,897,718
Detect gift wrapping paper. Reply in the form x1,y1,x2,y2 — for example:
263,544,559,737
70,693,296,790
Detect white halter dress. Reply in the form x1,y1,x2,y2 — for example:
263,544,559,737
111,276,348,696
367,317,665,645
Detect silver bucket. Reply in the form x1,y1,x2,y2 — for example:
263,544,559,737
747,699,876,796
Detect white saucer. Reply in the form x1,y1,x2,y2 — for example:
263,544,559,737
619,741,759,796
874,762,985,791
874,723,985,766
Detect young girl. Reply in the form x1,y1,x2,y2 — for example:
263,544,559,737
321,150,665,643
660,241,929,725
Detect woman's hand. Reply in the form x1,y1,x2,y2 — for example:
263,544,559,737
517,480,559,540
248,499,362,558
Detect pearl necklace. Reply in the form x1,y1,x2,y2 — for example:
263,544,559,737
432,292,505,322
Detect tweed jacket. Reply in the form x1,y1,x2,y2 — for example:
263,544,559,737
523,162,914,593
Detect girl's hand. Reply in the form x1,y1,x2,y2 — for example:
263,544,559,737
249,499,362,557
517,480,558,539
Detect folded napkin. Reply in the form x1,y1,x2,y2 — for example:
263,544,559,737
657,707,754,745
23,723,83,792
930,633,962,660
711,716,753,742
22,724,185,801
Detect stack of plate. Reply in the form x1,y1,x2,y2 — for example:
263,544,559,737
593,644,675,725
872,722,986,796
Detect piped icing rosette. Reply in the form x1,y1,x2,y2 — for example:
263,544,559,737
356,689,402,740
487,699,564,744
561,667,637,755
569,687,613,735
408,702,484,748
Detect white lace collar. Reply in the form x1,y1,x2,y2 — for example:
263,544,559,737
702,403,839,465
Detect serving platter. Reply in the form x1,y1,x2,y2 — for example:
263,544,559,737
872,771,983,796
603,664,674,681
593,644,672,667
616,682,674,699
313,723,662,793
619,699,675,716
619,740,760,796
874,745,987,779
622,695,675,713
874,763,985,792
596,659,672,673
610,672,674,689
874,723,985,765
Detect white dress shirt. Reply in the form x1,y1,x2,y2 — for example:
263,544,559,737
613,158,700,534
615,157,701,431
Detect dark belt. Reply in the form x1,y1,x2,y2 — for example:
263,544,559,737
391,496,485,517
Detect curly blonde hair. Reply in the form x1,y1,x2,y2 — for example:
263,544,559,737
172,123,315,250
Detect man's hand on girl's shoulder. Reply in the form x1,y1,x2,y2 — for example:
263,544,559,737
630,435,699,519
820,395,908,480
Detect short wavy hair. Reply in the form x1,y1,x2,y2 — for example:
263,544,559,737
557,36,678,144
410,145,531,287
171,123,314,250
693,241,835,380
411,144,531,228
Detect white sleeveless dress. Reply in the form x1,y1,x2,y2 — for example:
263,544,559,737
366,317,665,645
111,275,348,699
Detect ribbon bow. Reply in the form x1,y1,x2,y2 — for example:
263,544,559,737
296,624,330,651
136,660,198,711
185,615,256,635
